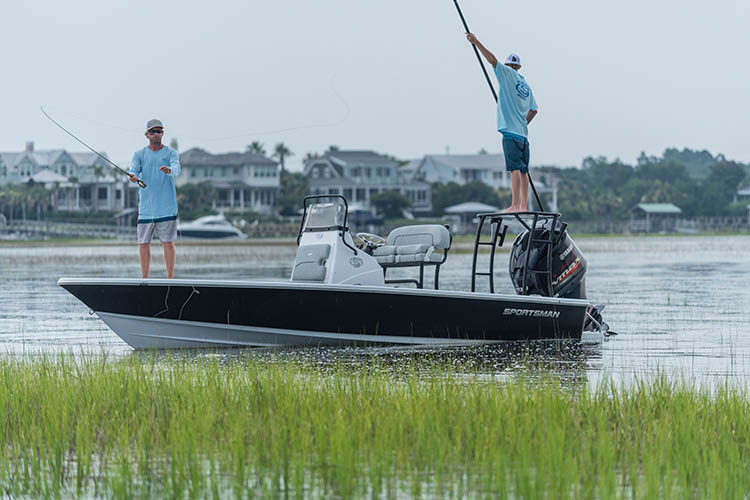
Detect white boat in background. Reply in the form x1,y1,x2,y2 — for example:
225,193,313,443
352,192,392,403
176,214,246,239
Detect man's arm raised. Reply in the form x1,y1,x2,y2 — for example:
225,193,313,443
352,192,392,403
466,33,498,68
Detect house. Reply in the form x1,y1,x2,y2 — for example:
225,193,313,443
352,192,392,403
630,203,682,232
303,150,431,213
411,154,510,190
177,148,280,214
0,142,131,211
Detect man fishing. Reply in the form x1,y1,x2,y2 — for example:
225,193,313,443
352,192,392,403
466,33,538,212
127,119,181,278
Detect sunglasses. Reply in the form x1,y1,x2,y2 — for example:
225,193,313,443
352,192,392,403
148,129,164,135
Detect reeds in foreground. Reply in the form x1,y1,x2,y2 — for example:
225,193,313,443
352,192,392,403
0,354,747,499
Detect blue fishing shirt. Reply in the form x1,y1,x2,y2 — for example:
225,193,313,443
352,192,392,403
128,145,181,222
493,63,538,139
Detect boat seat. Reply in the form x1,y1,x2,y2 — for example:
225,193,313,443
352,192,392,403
291,244,331,282
372,225,452,289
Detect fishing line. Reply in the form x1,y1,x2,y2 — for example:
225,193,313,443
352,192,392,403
42,75,350,145
40,106,147,188
154,285,170,318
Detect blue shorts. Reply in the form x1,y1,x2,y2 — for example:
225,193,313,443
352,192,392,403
502,134,530,174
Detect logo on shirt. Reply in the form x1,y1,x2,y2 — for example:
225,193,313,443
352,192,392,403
515,81,530,99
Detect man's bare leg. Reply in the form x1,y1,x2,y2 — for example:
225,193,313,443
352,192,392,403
139,243,151,278
162,241,176,279
502,170,522,212
519,172,530,211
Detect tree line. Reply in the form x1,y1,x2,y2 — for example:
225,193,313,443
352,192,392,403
538,148,748,220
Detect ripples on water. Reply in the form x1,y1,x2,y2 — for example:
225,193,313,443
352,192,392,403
1,235,749,386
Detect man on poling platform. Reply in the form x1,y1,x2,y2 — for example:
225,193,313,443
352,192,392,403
466,33,538,213
127,119,181,278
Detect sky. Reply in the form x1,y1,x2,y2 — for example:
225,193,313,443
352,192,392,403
2,0,749,171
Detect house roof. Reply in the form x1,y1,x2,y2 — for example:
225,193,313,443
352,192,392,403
69,152,106,167
180,147,277,166
327,150,398,167
444,201,501,214
29,169,70,185
633,203,682,214
0,153,24,167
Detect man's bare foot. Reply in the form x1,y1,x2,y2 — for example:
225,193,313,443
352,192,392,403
501,206,520,213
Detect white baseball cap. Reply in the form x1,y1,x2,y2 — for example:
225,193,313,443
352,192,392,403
505,53,521,66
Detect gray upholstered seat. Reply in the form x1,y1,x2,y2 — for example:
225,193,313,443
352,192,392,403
291,244,331,282
373,225,452,288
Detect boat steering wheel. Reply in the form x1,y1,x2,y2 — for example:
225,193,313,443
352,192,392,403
355,232,386,253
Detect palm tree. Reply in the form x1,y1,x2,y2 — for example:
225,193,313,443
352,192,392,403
92,165,104,212
246,141,266,156
68,176,79,211
51,181,61,213
304,152,320,163
273,142,293,172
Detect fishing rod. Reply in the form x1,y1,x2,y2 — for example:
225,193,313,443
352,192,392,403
40,106,147,188
451,0,544,211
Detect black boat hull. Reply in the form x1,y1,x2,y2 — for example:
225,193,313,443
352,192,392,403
58,278,591,349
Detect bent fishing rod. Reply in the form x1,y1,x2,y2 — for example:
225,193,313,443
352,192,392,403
40,106,147,188
451,0,544,211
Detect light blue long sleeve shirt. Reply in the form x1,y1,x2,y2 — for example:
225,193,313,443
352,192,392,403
128,145,181,222
493,63,538,139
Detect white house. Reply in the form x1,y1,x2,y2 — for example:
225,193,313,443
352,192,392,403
0,142,132,211
411,154,510,190
177,148,280,214
303,150,431,213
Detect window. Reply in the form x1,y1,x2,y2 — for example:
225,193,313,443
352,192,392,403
233,167,239,175
98,187,108,200
384,169,391,177
376,167,382,177
343,188,353,200
365,168,372,177
221,167,227,177
356,188,365,201
312,168,320,178
190,169,196,177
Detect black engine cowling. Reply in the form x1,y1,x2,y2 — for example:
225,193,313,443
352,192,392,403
508,224,587,299
508,222,613,335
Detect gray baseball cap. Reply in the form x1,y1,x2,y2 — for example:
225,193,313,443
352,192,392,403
146,119,164,131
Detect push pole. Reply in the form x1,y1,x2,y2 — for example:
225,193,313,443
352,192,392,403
451,0,545,211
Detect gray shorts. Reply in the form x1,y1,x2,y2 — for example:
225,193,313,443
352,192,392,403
137,219,177,244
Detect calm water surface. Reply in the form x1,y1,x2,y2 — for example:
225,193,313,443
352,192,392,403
1,236,749,386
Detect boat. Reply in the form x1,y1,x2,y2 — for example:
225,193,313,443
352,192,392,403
58,195,610,349
176,214,246,239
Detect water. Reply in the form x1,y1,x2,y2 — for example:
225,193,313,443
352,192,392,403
1,236,749,385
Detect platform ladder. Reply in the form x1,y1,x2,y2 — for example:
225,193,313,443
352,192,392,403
470,211,564,295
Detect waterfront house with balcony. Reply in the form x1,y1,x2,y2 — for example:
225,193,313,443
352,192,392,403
303,150,431,213
177,148,280,214
0,142,131,211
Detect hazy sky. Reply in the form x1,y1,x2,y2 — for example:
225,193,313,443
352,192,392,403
2,0,748,171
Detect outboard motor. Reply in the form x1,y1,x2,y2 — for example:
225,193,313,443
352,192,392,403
509,222,610,334
509,223,586,299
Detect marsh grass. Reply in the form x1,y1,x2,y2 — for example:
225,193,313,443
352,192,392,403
0,354,748,499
